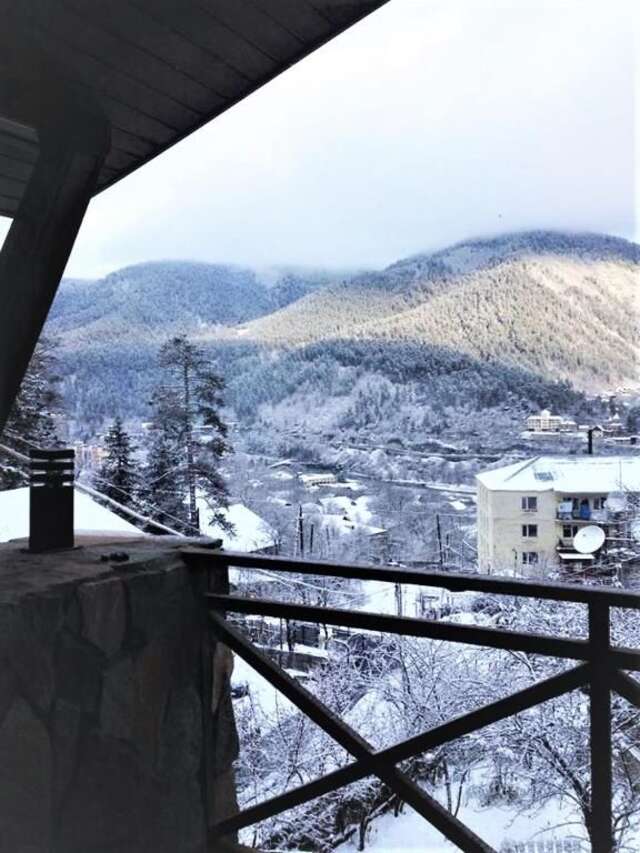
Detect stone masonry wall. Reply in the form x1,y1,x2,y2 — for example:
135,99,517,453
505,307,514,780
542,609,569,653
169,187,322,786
0,538,239,853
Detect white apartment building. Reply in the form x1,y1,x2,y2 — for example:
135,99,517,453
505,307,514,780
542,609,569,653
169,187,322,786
526,409,577,433
476,455,640,576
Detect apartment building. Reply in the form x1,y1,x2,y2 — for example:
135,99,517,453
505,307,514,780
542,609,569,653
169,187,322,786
476,455,640,576
526,409,577,433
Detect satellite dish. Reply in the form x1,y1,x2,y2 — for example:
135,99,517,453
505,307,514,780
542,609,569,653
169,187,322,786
574,525,606,554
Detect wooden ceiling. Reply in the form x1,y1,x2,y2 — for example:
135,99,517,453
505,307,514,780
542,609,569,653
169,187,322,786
0,0,389,218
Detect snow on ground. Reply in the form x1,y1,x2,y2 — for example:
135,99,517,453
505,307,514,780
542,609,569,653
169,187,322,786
339,479,364,491
336,783,587,852
270,470,295,480
232,654,295,720
266,495,290,506
320,494,374,525
356,580,454,618
254,641,329,659
0,486,144,541
449,499,466,511
357,580,399,615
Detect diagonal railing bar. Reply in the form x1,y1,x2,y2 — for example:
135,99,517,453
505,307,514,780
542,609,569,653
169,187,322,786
611,670,640,709
182,550,640,853
208,593,589,661
183,547,640,609
209,612,496,853
212,664,590,837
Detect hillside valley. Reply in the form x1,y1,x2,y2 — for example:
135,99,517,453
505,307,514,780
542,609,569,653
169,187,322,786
46,231,638,447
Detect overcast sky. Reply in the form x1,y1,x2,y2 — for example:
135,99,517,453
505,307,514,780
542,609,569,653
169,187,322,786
2,0,637,278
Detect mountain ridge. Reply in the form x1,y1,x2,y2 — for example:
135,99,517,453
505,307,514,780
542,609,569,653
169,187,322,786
226,230,639,391
45,230,639,427
49,260,358,346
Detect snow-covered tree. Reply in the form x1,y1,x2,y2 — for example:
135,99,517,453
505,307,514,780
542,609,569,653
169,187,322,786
95,417,137,507
143,334,231,532
137,426,187,530
0,335,61,489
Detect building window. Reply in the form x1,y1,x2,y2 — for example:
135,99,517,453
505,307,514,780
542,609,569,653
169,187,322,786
521,496,538,512
521,551,539,565
593,497,606,510
563,524,579,539
522,524,538,538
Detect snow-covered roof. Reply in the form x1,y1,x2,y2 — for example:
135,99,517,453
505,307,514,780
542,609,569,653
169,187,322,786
319,494,373,525
477,455,640,494
0,486,145,542
321,514,386,537
197,498,276,552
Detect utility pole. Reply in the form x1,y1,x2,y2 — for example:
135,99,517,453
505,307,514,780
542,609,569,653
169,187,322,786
587,426,600,456
394,583,403,617
298,505,304,557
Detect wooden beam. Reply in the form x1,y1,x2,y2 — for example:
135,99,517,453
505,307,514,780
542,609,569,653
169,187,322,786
589,603,613,852
0,105,108,434
207,593,590,661
183,547,640,610
611,670,640,709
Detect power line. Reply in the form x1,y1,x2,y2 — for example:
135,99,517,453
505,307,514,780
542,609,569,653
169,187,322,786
2,436,360,596
91,472,200,537
0,440,182,537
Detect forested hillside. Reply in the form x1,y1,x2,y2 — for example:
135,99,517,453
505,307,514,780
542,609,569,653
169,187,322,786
46,231,638,435
235,231,639,390
49,261,353,347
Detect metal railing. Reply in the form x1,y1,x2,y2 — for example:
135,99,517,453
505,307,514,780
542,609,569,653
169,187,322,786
556,508,611,523
182,548,640,853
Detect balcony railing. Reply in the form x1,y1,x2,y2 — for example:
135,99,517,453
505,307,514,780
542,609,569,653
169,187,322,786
556,507,610,523
182,548,640,853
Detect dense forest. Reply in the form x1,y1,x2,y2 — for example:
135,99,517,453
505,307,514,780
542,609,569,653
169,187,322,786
238,231,639,390
49,261,355,347
45,231,638,438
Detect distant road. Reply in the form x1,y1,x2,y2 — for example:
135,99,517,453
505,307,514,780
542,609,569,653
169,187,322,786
331,440,501,465
345,470,476,495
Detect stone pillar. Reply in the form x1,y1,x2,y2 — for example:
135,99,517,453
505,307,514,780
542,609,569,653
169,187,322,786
0,539,240,853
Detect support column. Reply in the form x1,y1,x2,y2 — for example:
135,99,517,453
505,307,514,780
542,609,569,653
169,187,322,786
0,109,109,435
589,602,613,852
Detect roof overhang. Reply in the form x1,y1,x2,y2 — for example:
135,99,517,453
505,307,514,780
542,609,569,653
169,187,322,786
0,0,389,218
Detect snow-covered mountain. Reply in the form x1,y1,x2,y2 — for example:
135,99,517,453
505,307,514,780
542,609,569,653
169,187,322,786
235,231,639,391
48,261,356,347
46,231,638,426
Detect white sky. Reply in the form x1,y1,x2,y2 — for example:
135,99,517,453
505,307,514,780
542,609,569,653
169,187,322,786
1,0,637,277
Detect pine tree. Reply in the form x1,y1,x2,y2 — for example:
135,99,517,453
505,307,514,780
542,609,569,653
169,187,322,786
144,334,231,533
137,426,187,530
96,417,137,507
0,336,62,489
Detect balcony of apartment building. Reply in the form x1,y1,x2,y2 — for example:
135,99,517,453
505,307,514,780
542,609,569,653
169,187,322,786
1,5,638,853
556,496,612,524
